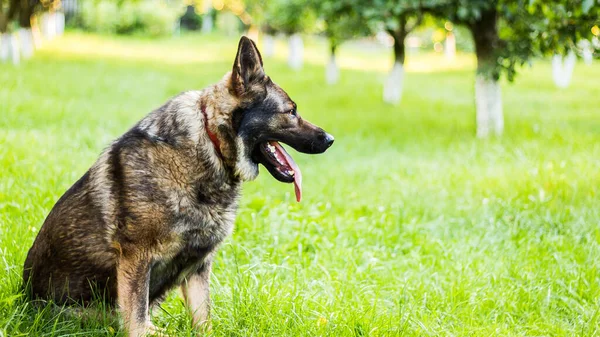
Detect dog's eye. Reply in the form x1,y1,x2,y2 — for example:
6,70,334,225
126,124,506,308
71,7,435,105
287,109,297,117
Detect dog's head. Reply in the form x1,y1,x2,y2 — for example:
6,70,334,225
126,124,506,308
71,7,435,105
224,36,334,201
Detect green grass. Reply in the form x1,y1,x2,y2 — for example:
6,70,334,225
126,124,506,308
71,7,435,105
1,32,600,336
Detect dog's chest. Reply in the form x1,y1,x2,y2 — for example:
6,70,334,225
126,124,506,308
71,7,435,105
148,182,239,300
172,181,240,247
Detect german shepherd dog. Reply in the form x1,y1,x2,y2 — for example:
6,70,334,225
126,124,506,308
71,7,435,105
23,36,334,336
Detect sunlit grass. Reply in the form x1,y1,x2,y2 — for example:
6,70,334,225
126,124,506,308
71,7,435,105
1,32,600,336
39,32,476,73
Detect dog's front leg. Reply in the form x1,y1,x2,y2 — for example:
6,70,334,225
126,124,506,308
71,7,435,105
117,254,154,337
181,258,212,332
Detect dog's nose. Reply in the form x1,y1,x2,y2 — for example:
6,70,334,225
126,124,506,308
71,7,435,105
324,133,334,148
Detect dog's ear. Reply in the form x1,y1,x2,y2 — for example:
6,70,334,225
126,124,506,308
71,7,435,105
231,36,264,96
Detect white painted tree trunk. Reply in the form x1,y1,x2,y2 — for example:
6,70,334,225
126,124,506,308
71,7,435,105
201,0,213,34
475,75,503,137
552,50,576,88
263,34,275,57
383,62,404,104
0,33,10,62
445,32,456,60
325,54,339,85
10,33,20,65
288,34,303,70
32,20,43,49
41,12,57,40
202,16,213,33
55,11,65,36
18,28,34,59
580,40,593,65
1,33,20,65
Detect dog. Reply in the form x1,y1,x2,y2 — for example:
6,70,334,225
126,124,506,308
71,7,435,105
22,36,334,336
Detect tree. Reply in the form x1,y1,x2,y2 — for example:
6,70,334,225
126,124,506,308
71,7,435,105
0,0,13,63
425,0,599,137
423,1,507,137
526,1,600,88
1,0,38,64
0,0,64,64
361,0,430,104
311,0,370,84
266,0,315,70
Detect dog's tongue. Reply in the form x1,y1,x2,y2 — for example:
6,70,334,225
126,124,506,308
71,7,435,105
270,141,302,202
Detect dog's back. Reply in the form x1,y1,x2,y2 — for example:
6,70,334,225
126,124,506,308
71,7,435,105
23,168,119,303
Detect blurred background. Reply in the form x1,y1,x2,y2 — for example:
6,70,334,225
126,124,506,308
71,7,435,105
1,0,599,135
2,0,600,336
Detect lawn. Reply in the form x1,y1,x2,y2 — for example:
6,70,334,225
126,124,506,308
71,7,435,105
1,32,600,336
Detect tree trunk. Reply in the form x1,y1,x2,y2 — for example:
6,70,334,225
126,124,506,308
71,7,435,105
475,75,502,138
326,42,339,85
202,0,213,33
202,15,213,33
392,30,406,65
471,9,503,137
0,5,6,33
0,33,10,62
552,50,576,88
31,15,43,49
383,30,406,104
0,8,8,62
263,34,275,57
41,11,57,40
55,11,65,36
43,10,66,40
18,28,33,59
18,0,36,58
445,32,456,60
581,40,593,65
7,0,18,24
18,0,34,29
1,33,20,65
288,33,303,70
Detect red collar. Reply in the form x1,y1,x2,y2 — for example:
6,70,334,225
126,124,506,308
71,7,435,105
200,102,223,158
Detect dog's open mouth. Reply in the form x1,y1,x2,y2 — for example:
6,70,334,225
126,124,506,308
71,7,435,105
252,141,302,202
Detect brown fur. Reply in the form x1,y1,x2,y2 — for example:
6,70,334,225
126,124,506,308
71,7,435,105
23,36,333,336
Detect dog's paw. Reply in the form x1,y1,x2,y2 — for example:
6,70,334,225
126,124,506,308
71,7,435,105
193,321,212,336
145,323,169,337
130,323,168,337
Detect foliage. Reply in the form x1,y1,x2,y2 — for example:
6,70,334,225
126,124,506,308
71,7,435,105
359,0,434,33
80,0,119,33
424,0,600,80
137,1,180,37
264,0,315,35
357,0,442,63
243,0,270,26
493,0,600,80
526,0,600,55
310,0,371,51
2,33,600,336
79,0,181,37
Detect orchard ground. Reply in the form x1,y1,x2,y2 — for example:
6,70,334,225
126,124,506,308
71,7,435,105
1,33,600,336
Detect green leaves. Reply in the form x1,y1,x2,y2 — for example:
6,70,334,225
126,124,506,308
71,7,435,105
264,0,316,34
256,0,599,81
310,0,371,48
423,0,600,80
